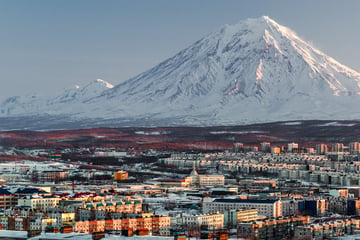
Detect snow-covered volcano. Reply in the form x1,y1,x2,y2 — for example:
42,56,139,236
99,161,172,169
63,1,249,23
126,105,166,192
1,16,360,129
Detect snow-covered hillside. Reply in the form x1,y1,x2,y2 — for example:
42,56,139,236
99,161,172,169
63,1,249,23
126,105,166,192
1,16,360,129
0,79,113,116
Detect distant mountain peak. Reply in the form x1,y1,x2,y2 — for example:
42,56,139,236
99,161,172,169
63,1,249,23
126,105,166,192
1,16,360,129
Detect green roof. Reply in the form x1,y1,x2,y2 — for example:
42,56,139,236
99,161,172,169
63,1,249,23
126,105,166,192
96,203,104,207
134,200,141,204
86,204,94,208
125,201,132,205
116,202,123,206
106,203,114,206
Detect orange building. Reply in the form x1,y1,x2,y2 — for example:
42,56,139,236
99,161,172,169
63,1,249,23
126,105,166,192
271,146,281,154
75,215,170,236
114,171,128,181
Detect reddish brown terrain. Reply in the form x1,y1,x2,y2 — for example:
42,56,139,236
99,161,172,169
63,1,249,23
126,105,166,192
1,120,360,152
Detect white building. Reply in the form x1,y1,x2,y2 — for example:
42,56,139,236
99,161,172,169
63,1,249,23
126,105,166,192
17,196,60,211
203,198,282,218
178,213,224,230
184,168,224,187
287,142,299,152
30,217,58,231
224,208,258,227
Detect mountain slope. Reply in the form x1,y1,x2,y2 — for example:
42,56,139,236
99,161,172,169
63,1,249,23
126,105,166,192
0,79,113,116
91,16,360,124
1,16,360,128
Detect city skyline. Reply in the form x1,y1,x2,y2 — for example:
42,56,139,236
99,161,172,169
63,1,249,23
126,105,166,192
1,0,360,101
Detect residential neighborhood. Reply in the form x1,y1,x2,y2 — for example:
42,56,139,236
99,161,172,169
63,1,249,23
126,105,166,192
0,140,359,239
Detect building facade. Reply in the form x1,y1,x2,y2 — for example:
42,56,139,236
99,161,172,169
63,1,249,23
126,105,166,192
203,198,282,218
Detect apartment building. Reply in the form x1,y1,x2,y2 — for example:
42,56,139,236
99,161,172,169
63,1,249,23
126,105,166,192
237,216,310,240
0,188,17,209
349,142,360,154
203,198,282,218
179,213,224,230
184,168,225,187
294,218,360,240
316,144,328,155
75,215,170,236
17,196,60,211
224,208,258,227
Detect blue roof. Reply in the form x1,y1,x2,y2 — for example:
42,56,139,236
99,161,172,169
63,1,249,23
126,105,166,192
15,188,48,194
0,188,12,194
213,199,278,204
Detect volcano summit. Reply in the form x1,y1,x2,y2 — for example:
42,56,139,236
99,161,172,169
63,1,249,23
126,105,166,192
1,16,360,130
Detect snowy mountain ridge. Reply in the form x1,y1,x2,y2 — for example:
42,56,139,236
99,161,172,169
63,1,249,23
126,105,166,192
1,16,360,129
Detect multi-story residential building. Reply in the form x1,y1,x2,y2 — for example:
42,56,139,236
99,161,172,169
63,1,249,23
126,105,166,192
75,220,105,233
223,208,258,227
239,179,277,189
7,216,30,231
105,202,115,212
300,199,328,217
347,199,360,215
260,142,271,153
29,217,58,231
40,170,69,182
349,142,360,154
233,142,244,152
184,168,224,187
294,218,360,240
332,143,344,153
178,213,224,230
316,144,328,155
328,197,348,215
136,214,153,232
0,216,8,229
271,146,281,154
306,147,315,154
79,199,142,215
105,219,121,231
47,210,75,227
75,215,170,236
281,199,301,217
89,220,105,233
287,142,299,152
237,216,310,240
329,188,348,197
152,215,171,236
203,198,282,218
0,188,17,209
17,196,60,211
76,208,106,221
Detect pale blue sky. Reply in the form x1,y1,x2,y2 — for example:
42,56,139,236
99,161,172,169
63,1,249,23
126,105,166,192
1,0,360,100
